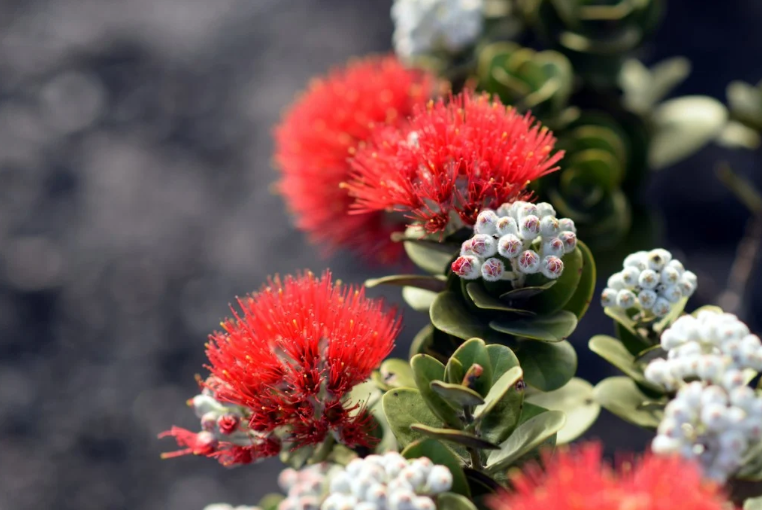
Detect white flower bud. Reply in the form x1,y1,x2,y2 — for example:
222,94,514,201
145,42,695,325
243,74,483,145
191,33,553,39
389,490,416,510
657,417,685,439
722,369,745,390
665,399,696,423
398,466,426,490
356,503,378,510
536,202,556,218
496,216,518,236
637,270,658,291
384,456,409,479
678,278,697,298
652,434,683,454
411,498,436,510
280,498,297,510
451,256,481,280
558,218,576,233
652,297,672,317
410,457,433,473
701,403,728,431
697,355,724,382
607,273,626,291
682,270,698,286
469,234,497,257
517,250,541,274
280,468,301,491
496,203,512,217
701,386,729,407
334,496,358,510
517,203,539,219
191,394,227,418
509,201,529,218
680,381,704,408
481,258,505,282
647,249,671,271
205,505,235,510
350,475,376,500
474,210,499,236
541,256,564,280
660,329,686,350
719,428,749,454
601,288,618,308
424,465,453,494
660,285,683,304
460,239,476,257
660,266,681,286
638,289,657,310
365,484,388,506
619,266,640,288
730,386,756,411
346,459,365,477
321,494,344,510
645,359,674,387
520,215,541,240
498,234,522,259
387,478,414,493
201,411,219,431
557,231,577,254
539,216,560,237
622,252,648,272
616,289,637,309
541,237,565,258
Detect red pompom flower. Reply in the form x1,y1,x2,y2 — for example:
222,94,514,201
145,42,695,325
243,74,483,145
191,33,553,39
347,91,564,234
274,56,435,263
205,270,399,451
489,442,731,510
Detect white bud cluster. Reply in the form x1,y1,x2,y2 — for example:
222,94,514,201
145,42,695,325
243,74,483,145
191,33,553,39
391,0,484,60
278,464,334,510
646,311,762,482
600,249,696,317
451,201,576,283
322,453,452,510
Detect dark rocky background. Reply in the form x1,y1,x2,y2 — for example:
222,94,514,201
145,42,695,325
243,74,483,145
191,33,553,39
0,0,761,508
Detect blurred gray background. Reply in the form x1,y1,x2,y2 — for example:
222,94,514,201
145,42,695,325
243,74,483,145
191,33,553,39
1,0,762,509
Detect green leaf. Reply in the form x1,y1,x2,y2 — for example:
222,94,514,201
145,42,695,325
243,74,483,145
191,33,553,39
462,468,502,497
588,335,663,391
436,492,478,510
382,388,442,447
649,96,728,170
514,340,577,391
403,286,438,313
410,424,499,450
486,344,520,378
378,358,417,389
402,439,471,497
466,282,534,315
410,324,436,359
593,377,663,429
744,496,762,510
525,378,600,444
451,338,494,396
445,357,465,385
411,355,462,428
431,291,491,341
524,247,584,314
562,240,596,321
475,367,525,444
615,320,652,356
280,445,315,469
258,494,285,510
485,411,566,473
499,281,556,301
405,240,457,275
366,275,447,292
489,310,578,343
431,381,486,406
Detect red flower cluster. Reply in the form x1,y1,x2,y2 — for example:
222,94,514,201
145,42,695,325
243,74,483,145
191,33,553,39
274,55,434,263
347,92,563,234
205,271,399,450
490,443,731,510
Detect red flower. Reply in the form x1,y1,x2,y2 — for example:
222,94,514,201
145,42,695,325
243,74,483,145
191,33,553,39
158,426,281,467
205,270,399,451
347,92,564,234
274,55,435,264
489,443,731,510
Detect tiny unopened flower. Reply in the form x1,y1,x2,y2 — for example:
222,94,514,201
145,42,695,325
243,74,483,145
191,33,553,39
498,234,522,259
452,256,481,279
518,250,541,274
539,216,560,237
496,216,518,236
637,289,657,310
558,218,576,233
475,210,499,235
541,256,564,280
661,266,681,286
470,234,497,257
520,215,541,240
217,414,240,435
425,465,453,493
662,285,683,303
652,297,672,317
616,289,636,309
541,237,565,259
600,288,618,308
558,231,576,254
481,258,505,282
537,202,555,218
275,56,433,264
621,266,641,288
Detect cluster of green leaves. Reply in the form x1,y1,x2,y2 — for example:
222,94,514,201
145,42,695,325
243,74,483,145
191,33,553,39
375,338,597,504
721,79,762,150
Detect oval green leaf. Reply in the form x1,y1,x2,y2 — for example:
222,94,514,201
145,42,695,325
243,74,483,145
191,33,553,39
411,354,462,428
489,310,578,342
410,424,499,450
524,247,583,314
592,377,664,429
499,281,556,302
382,388,443,447
475,367,525,444
366,274,447,292
525,378,600,444
562,240,596,320
431,381,486,407
485,410,566,473
465,282,535,315
514,340,577,391
431,291,492,341
403,286,438,313
436,492,478,510
588,335,663,392
486,344,521,378
451,338,493,396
